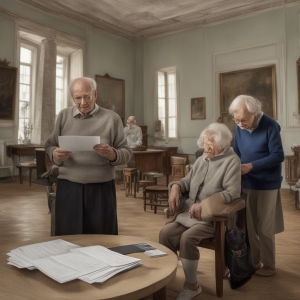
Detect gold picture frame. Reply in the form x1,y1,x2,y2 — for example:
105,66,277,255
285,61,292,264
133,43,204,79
0,65,17,120
220,65,277,119
191,97,206,120
95,73,125,122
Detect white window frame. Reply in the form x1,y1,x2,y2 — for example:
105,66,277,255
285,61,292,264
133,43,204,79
56,53,69,118
18,41,38,142
155,66,178,141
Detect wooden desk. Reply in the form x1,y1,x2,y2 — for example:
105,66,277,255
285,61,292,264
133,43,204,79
0,235,178,300
131,149,165,174
6,145,44,161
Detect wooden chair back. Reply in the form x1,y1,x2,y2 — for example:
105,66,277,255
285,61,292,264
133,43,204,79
171,156,187,181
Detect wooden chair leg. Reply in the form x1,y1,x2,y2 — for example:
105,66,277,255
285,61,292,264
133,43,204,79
214,221,225,297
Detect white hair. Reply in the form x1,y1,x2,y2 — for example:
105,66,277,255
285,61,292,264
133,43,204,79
228,95,262,116
68,77,97,97
128,116,137,124
197,123,232,150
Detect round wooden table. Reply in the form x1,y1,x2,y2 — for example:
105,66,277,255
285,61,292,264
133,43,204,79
0,235,178,300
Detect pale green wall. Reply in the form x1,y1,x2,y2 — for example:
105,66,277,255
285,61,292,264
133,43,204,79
1,0,300,187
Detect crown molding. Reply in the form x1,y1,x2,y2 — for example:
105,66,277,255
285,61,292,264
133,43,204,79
0,7,85,49
6,0,300,41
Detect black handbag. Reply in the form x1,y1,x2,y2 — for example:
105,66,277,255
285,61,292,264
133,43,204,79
225,228,256,289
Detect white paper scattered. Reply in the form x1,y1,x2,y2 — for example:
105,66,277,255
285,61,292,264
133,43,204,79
7,240,141,284
144,249,167,258
58,136,100,152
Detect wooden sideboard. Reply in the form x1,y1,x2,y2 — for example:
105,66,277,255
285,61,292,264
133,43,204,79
285,146,300,187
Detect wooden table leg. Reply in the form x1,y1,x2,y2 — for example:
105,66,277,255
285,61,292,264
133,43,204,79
29,168,32,186
18,167,23,184
153,286,166,300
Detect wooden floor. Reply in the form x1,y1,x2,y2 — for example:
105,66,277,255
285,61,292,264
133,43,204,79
0,175,300,299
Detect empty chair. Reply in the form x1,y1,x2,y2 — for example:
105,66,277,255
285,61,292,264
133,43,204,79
170,156,187,181
0,141,14,181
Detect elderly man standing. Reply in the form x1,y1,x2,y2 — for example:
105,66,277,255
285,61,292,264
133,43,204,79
124,116,143,148
229,95,284,277
45,77,132,236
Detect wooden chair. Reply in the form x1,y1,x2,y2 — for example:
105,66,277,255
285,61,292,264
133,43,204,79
198,198,246,297
171,156,187,181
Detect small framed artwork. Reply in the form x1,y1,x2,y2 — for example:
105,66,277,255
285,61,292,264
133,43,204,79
95,73,125,122
0,65,17,120
191,97,206,120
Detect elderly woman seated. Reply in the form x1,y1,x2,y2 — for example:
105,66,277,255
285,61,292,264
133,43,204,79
159,122,241,300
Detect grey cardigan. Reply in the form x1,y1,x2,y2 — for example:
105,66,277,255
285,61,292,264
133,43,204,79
170,147,241,227
170,147,241,204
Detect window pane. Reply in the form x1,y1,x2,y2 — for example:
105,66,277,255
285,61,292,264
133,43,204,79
20,47,32,64
20,65,31,84
56,78,63,89
56,90,62,115
19,84,30,101
56,56,64,64
158,98,165,119
168,117,176,138
169,98,176,117
56,68,63,77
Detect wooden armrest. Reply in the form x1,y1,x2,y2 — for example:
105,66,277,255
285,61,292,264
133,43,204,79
201,193,245,222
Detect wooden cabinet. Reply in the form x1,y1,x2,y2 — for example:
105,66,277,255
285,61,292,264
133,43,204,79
285,155,298,186
139,125,148,149
285,146,300,187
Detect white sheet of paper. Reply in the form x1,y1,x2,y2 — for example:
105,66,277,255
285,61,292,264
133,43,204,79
58,136,100,152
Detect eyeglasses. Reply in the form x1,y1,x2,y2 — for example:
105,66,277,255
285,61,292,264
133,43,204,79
232,118,249,125
73,94,93,103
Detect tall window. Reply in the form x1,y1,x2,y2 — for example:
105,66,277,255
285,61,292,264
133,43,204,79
157,66,178,140
56,54,67,117
18,45,36,142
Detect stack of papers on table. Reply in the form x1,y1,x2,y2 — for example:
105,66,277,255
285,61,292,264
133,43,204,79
7,239,141,284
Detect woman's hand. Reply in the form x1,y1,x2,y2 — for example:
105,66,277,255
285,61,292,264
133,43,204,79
93,144,117,161
189,203,202,221
53,148,72,162
168,184,181,213
241,163,253,175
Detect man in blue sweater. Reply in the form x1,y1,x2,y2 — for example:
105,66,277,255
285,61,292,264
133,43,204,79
229,95,284,277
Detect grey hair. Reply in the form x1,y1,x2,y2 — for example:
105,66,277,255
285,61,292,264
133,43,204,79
197,123,232,150
68,77,97,97
228,95,262,116
128,116,137,124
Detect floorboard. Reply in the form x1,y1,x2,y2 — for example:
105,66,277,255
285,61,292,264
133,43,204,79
0,176,299,299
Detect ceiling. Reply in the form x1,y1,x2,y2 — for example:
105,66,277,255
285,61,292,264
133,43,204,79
16,0,300,40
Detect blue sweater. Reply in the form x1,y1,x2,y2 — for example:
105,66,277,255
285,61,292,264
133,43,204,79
233,114,284,190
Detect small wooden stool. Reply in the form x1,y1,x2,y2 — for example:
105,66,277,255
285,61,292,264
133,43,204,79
137,180,156,193
143,185,169,214
123,168,137,198
142,172,164,185
16,165,37,186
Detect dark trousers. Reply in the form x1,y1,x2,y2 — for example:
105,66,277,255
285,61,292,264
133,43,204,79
55,179,118,236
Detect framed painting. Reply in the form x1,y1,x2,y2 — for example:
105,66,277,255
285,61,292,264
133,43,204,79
191,97,206,120
0,65,17,120
297,59,300,114
220,65,277,119
95,73,125,121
